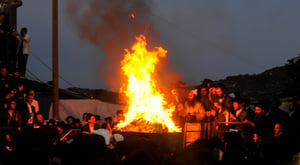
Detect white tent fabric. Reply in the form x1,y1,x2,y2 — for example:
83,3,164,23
49,99,124,121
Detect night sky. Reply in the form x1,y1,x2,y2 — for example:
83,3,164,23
17,0,300,90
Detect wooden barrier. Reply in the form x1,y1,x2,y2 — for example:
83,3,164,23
183,121,247,147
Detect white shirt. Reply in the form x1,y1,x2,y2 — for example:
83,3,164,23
22,34,31,54
27,99,39,114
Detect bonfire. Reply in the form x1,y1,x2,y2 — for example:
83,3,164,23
115,35,181,133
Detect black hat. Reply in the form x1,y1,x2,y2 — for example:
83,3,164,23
215,83,227,91
65,115,75,122
47,119,56,125
256,99,272,110
202,78,212,84
13,67,20,72
104,117,112,122
95,115,101,121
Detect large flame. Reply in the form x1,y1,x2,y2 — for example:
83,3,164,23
116,35,181,133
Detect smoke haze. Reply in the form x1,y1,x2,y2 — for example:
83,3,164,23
64,0,181,91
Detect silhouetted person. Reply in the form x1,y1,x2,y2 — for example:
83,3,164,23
17,27,30,77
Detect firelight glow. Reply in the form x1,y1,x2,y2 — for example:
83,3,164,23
116,35,181,133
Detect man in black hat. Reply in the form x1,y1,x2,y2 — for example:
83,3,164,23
249,100,274,142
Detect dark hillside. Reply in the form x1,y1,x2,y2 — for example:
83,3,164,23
29,55,300,117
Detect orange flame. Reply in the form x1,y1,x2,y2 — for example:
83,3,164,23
116,35,181,133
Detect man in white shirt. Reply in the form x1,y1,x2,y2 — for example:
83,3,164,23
27,89,39,113
17,27,30,77
18,90,39,126
25,94,39,125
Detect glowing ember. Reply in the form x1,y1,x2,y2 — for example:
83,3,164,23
130,13,135,19
115,35,181,133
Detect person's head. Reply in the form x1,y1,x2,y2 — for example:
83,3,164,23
56,121,66,134
17,82,24,91
25,94,34,104
188,89,197,101
5,133,11,142
198,85,208,97
4,89,15,100
65,116,74,125
202,78,212,88
213,101,222,110
116,110,125,122
13,68,20,77
0,66,7,77
256,99,271,113
27,89,35,97
274,123,283,137
47,119,56,126
223,96,233,109
186,89,198,107
21,27,27,35
171,88,178,96
255,105,264,116
0,12,7,23
288,99,297,112
215,87,223,98
88,115,96,124
35,113,44,125
95,115,101,125
233,98,242,111
74,118,81,128
242,98,251,108
8,99,17,110
82,112,88,121
104,117,112,125
271,97,282,108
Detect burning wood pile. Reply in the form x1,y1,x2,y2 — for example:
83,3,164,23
114,35,181,133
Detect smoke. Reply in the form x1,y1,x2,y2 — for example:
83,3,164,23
64,0,163,90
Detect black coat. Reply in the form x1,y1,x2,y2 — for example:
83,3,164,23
81,123,100,133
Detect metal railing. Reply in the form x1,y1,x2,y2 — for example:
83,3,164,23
183,121,249,147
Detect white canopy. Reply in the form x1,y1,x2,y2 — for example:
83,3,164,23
49,99,124,121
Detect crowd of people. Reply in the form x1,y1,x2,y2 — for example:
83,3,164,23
168,79,300,164
1,0,29,77
1,1,300,164
0,75,299,164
